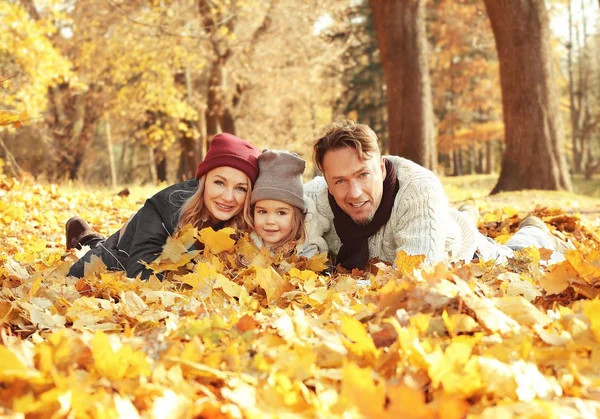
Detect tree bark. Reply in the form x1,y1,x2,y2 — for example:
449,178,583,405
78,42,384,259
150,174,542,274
484,0,572,193
105,117,117,188
485,140,494,174
370,0,436,170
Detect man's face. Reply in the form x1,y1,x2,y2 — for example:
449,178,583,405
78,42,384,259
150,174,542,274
322,147,386,225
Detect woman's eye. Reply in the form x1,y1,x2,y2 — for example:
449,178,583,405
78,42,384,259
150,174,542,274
236,187,248,193
214,180,224,186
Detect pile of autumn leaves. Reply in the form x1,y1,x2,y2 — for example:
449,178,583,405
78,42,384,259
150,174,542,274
2,174,600,418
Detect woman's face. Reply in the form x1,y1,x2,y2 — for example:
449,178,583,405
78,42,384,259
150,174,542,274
203,167,249,222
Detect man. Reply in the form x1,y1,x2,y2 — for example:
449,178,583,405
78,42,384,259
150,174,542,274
304,120,573,270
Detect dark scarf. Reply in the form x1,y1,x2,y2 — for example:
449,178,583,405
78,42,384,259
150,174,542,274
328,158,399,270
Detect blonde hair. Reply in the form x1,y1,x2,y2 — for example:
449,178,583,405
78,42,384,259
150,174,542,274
252,204,306,252
313,119,381,171
177,175,253,232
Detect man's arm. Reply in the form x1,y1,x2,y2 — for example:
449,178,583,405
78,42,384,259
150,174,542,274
392,174,450,264
303,177,336,253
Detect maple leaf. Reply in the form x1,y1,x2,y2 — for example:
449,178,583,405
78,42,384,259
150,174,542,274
395,250,425,276
340,316,378,360
146,224,199,272
90,331,150,381
0,110,27,127
339,362,386,417
199,226,236,254
254,267,292,304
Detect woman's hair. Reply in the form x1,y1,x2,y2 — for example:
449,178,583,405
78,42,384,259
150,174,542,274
253,204,306,252
176,174,253,232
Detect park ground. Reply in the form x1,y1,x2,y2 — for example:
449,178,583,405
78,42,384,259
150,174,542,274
2,174,600,417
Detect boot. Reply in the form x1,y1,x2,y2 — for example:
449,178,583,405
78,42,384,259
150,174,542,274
65,217,103,250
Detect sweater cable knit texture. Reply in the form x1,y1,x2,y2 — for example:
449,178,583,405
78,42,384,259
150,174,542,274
304,156,479,264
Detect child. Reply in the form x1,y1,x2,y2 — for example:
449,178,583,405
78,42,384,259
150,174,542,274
249,150,327,258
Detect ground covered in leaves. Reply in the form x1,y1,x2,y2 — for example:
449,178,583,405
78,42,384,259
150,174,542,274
3,172,600,418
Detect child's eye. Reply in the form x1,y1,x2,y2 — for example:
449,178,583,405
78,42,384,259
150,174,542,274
277,211,288,216
257,209,266,215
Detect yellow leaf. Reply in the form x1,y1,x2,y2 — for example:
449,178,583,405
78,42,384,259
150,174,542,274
340,316,378,358
304,251,328,272
199,227,236,253
395,250,425,276
214,275,246,299
582,298,600,341
91,331,150,381
30,275,42,298
255,267,291,304
0,110,20,127
541,262,575,295
340,362,386,417
385,385,430,418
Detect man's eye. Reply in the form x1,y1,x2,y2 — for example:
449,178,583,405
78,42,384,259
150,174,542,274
360,172,370,177
335,179,345,185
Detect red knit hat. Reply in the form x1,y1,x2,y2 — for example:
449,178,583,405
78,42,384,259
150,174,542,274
195,133,261,184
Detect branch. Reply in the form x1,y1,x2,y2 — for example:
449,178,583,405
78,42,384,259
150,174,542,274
0,135,23,178
0,74,19,84
103,0,209,40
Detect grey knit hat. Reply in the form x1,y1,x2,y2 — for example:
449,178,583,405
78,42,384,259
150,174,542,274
251,150,306,212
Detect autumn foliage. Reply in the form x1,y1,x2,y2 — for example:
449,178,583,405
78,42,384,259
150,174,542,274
1,170,600,417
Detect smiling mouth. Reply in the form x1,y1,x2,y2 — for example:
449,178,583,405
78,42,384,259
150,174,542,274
263,229,279,233
349,202,367,208
216,203,234,211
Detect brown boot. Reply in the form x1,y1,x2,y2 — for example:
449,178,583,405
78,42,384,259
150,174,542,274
65,217,102,250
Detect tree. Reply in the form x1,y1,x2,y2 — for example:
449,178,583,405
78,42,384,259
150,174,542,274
484,0,572,193
369,0,436,170
428,0,503,176
333,0,388,152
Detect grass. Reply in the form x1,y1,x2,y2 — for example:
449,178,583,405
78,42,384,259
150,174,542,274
442,173,600,203
442,174,600,225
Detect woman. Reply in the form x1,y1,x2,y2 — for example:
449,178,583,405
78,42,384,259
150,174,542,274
66,133,261,280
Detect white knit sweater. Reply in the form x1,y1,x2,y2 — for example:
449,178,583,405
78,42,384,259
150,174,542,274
303,156,479,265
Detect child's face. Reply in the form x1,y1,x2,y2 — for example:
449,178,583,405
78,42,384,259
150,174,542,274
253,200,294,248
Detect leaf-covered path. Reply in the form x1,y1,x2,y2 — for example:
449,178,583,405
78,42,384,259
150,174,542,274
2,176,600,418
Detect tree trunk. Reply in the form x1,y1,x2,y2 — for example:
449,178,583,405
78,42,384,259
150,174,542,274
370,0,436,170
484,0,572,193
148,146,157,184
155,149,167,182
105,117,117,188
485,140,494,174
205,60,222,142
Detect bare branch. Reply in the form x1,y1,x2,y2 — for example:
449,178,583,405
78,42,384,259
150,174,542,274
0,74,19,84
103,0,209,40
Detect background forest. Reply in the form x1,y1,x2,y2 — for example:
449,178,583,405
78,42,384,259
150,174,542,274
1,0,600,193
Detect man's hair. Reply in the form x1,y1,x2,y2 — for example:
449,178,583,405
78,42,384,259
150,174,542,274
313,120,381,171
